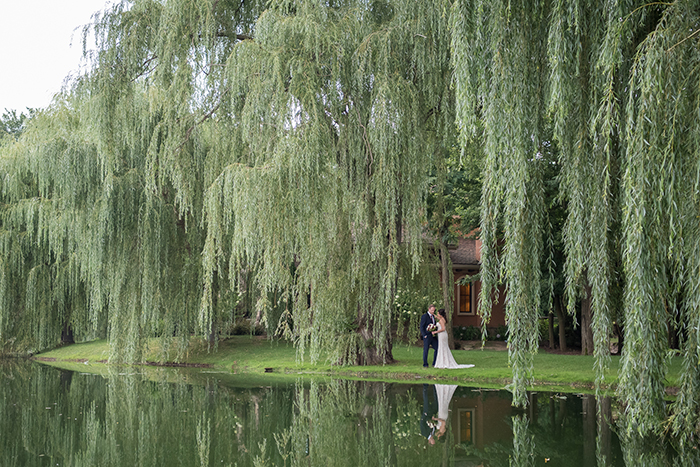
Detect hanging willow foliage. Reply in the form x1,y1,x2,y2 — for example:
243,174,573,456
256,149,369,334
1,0,454,366
451,0,550,406
618,0,700,438
452,0,700,437
2,0,699,438
0,92,206,362
201,0,454,364
0,0,265,361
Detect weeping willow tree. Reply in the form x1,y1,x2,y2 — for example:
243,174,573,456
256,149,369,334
451,0,700,437
85,0,457,366
69,0,268,361
0,91,207,362
0,106,97,354
199,0,454,364
1,0,454,365
0,0,265,361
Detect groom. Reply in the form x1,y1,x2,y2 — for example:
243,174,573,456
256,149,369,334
420,384,438,445
420,304,439,367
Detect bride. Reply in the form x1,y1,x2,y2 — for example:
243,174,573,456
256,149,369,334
432,309,475,369
434,384,458,440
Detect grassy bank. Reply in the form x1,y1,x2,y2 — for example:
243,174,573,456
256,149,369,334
34,336,683,395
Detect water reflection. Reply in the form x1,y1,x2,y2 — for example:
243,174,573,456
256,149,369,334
420,384,439,443
0,360,697,466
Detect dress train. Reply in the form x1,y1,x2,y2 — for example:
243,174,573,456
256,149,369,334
434,322,475,369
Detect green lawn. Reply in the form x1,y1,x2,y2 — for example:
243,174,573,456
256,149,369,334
35,336,682,395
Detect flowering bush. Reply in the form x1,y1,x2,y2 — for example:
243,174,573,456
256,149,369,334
391,395,422,447
393,287,441,343
393,288,441,324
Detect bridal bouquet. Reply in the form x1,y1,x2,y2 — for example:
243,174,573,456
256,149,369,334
427,323,437,332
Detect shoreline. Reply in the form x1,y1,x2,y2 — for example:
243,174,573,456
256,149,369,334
30,336,682,397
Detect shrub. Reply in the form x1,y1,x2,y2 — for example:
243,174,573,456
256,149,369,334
224,319,265,337
453,325,481,341
492,325,508,341
393,288,440,324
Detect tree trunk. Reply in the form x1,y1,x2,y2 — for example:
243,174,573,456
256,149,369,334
61,319,75,345
209,270,218,348
439,239,455,349
597,397,612,465
554,295,567,351
548,312,555,350
356,323,394,365
582,395,596,467
343,299,395,365
255,291,266,327
581,285,594,356
613,321,624,355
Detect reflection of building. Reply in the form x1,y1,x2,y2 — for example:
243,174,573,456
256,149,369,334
444,388,619,466
458,408,475,444
448,237,506,334
448,388,512,449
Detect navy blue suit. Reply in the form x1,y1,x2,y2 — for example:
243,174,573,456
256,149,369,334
420,384,438,440
420,310,438,367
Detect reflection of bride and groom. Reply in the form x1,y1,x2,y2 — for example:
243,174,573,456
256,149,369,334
420,384,457,445
420,304,475,369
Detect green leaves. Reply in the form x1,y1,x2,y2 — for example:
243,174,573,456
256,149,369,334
1,0,699,438
452,0,550,407
452,0,700,432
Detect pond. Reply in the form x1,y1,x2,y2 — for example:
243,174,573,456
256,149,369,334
0,360,693,466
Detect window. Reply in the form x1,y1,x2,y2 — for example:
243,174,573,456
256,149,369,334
458,282,472,315
458,409,475,444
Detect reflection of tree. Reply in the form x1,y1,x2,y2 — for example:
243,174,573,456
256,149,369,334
596,396,613,467
456,392,622,466
277,381,455,467
617,419,700,467
0,362,296,466
456,391,698,467
4,364,700,467
97,368,290,465
4,365,462,467
511,415,535,467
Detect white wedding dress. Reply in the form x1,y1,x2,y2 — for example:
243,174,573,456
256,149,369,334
436,384,458,421
434,322,475,369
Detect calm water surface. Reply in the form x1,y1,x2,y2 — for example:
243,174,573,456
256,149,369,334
0,360,693,466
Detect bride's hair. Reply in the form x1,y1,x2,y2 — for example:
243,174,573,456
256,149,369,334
437,309,447,319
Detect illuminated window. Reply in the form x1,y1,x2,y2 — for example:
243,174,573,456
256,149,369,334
458,409,475,444
459,282,472,315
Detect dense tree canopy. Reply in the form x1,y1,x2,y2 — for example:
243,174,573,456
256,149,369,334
452,0,700,437
1,0,699,439
1,0,454,366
